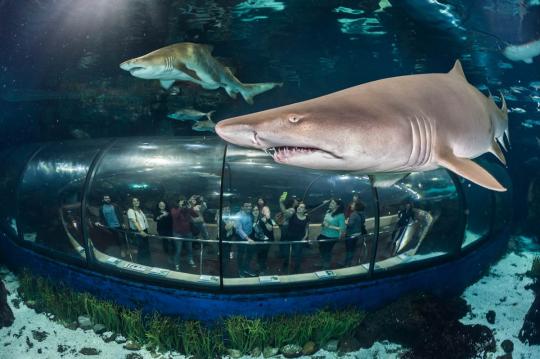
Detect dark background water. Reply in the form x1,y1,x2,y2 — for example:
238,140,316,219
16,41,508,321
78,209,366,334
0,0,539,227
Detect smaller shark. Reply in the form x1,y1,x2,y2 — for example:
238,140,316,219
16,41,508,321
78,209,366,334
120,42,282,104
168,109,215,122
503,39,540,64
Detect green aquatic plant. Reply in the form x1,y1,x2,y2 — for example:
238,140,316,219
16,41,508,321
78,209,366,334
15,271,365,357
182,320,224,358
145,313,183,353
83,296,122,333
120,309,146,343
313,309,364,345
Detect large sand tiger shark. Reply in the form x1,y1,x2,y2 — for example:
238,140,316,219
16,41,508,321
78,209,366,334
120,42,282,104
215,60,509,192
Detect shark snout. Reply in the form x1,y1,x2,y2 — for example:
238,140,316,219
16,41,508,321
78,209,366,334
119,59,146,73
215,120,261,149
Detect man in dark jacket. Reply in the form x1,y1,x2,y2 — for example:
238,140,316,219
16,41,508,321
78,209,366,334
96,195,126,257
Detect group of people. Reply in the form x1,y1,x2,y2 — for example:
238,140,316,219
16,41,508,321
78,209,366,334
218,193,369,277
96,191,374,276
96,194,208,270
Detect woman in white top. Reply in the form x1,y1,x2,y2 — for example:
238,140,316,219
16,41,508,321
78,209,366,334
127,197,151,266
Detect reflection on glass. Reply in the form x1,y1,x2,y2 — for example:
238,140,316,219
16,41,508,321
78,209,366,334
86,138,223,285
222,145,375,285
18,142,105,260
461,174,491,248
0,145,41,238
375,169,460,271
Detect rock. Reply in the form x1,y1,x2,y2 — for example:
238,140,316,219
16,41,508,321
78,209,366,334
123,341,141,351
519,284,540,345
78,316,93,330
323,339,339,352
57,344,68,353
93,324,106,335
0,280,14,328
355,293,496,359
126,354,144,359
486,310,496,324
37,348,42,354
31,330,49,342
338,337,361,353
302,341,317,355
65,321,79,330
25,300,36,309
79,347,101,355
115,335,127,344
263,346,279,358
101,331,116,343
46,313,55,321
227,349,242,358
496,354,512,359
501,339,514,353
251,347,262,357
280,344,302,358
11,298,20,309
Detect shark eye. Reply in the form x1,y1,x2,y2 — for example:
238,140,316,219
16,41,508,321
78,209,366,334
288,114,302,123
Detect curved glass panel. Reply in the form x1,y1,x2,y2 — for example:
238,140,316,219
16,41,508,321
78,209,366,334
460,159,493,248
0,145,42,238
374,169,460,272
482,160,513,234
223,145,376,287
18,141,105,260
85,137,224,286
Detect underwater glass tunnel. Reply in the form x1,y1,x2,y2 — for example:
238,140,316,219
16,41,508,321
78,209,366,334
0,137,512,320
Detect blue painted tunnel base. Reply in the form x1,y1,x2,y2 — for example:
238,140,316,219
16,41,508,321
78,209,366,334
0,230,509,322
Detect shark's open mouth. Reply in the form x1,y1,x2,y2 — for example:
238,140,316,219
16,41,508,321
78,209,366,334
264,146,340,162
129,67,145,74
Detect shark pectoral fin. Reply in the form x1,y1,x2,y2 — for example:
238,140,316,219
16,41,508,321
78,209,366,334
489,140,507,166
437,154,506,192
369,173,410,188
524,58,533,64
160,80,176,90
174,63,204,83
224,86,238,99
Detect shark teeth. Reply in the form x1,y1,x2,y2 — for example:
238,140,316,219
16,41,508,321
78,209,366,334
265,146,317,161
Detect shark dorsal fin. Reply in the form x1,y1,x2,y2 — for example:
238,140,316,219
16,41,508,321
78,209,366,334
200,44,214,53
449,60,467,81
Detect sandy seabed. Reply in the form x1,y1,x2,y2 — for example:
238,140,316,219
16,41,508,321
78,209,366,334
1,235,539,359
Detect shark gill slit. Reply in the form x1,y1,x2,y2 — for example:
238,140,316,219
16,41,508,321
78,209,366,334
407,117,418,168
420,115,431,166
415,115,426,168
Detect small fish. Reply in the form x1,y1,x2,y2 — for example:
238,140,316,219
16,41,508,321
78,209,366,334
192,118,216,132
70,129,91,139
530,81,540,90
168,109,215,122
510,86,528,94
510,107,526,114
497,61,513,69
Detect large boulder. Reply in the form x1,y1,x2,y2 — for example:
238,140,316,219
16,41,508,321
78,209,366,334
0,280,14,328
355,293,496,359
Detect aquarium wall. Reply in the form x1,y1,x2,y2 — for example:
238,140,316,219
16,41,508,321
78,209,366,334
0,138,511,291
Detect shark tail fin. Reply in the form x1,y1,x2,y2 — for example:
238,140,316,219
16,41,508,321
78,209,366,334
239,82,283,105
205,110,216,121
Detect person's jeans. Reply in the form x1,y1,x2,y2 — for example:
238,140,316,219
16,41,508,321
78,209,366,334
173,232,193,266
132,229,151,266
344,235,360,266
318,234,337,269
